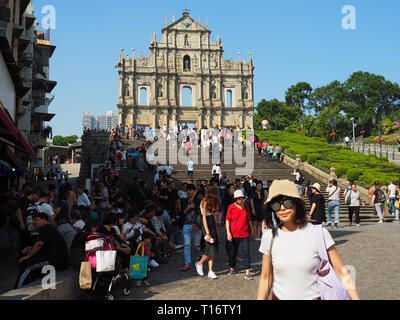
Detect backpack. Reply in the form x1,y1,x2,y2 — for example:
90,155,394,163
376,190,386,203
24,203,42,236
298,174,305,184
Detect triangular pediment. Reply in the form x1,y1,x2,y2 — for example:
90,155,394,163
162,14,210,33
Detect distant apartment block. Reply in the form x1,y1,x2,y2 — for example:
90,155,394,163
82,111,118,132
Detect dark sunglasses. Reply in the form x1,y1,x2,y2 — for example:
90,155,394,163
270,198,295,212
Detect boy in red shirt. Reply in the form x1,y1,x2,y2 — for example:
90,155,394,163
226,190,254,280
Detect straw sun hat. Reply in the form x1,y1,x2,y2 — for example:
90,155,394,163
265,180,305,205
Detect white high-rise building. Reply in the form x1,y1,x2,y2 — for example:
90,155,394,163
82,111,118,132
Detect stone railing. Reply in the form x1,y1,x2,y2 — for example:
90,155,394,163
283,154,374,204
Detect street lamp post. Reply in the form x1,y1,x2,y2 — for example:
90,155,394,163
350,118,356,146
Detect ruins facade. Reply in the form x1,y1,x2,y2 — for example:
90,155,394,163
116,12,255,130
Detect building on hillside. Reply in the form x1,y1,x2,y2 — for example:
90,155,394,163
116,11,255,130
0,0,57,192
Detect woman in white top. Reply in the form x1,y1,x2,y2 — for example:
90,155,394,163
257,180,359,300
212,163,222,181
326,179,341,228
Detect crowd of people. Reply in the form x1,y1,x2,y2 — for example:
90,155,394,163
1,124,399,301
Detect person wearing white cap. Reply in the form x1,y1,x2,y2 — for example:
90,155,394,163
257,180,359,300
225,189,254,280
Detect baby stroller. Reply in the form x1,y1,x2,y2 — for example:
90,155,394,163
84,233,131,300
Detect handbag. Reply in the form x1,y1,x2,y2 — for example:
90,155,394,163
129,243,148,280
96,250,117,272
346,190,351,206
79,261,92,290
313,224,350,300
395,200,400,210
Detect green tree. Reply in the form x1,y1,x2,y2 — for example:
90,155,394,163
309,81,348,142
343,71,400,136
285,82,313,128
53,135,78,146
255,99,302,131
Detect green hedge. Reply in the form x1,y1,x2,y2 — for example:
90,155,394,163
256,130,400,188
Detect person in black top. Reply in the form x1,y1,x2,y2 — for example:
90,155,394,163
308,183,326,225
16,190,40,254
250,181,266,240
15,211,69,288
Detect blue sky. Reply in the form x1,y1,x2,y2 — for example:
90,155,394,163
33,0,400,137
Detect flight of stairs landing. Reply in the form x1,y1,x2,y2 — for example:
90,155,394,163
115,140,392,224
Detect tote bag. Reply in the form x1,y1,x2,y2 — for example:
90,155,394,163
79,261,92,290
313,225,350,300
96,250,117,272
129,243,148,280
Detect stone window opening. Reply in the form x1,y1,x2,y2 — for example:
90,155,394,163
226,90,232,107
140,88,148,106
183,55,191,71
182,86,192,106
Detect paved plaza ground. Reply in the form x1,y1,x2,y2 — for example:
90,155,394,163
120,222,400,300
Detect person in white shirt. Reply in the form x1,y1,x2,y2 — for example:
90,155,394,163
124,211,155,243
257,179,359,300
187,158,194,181
344,136,350,146
326,179,341,228
165,161,173,176
154,171,161,184
35,193,56,227
388,180,397,215
71,209,86,232
212,163,221,181
75,186,91,208
121,150,127,169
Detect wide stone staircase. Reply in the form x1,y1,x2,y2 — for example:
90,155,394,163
116,139,391,224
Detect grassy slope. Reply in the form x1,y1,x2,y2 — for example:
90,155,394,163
255,130,400,188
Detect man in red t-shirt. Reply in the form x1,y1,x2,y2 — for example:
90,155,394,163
226,190,254,280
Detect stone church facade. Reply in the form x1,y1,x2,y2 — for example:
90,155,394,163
116,12,255,130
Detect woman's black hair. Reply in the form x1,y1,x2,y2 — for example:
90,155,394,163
264,196,307,237
85,219,101,233
103,212,118,226
128,210,138,220
71,209,82,220
155,206,164,217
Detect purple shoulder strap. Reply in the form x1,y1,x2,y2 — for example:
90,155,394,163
313,224,329,261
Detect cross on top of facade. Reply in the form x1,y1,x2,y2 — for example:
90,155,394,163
182,7,191,15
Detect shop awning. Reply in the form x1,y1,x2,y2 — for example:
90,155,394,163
6,148,25,172
0,103,37,160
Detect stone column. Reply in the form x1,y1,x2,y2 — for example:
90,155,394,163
151,111,157,129
170,110,177,130
198,111,203,129
329,167,337,182
295,154,302,170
